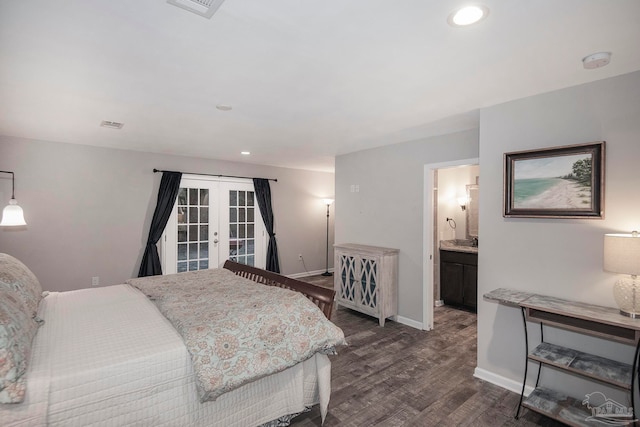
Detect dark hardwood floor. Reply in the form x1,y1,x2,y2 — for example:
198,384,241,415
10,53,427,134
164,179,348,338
292,274,564,427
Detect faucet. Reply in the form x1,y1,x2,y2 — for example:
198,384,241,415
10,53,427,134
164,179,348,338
472,237,478,247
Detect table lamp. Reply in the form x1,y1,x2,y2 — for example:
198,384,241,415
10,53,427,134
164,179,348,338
604,231,640,318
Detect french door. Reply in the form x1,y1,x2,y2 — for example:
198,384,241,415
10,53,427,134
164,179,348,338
161,176,266,274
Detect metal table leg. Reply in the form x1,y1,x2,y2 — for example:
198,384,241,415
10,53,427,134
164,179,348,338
515,306,529,419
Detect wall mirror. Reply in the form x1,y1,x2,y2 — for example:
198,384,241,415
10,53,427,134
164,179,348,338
466,184,479,238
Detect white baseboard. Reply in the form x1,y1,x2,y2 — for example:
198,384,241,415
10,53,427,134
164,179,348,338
473,367,534,396
434,300,444,307
395,315,423,330
287,269,333,279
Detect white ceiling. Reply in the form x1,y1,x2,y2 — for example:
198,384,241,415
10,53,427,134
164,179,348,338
1,1,639,172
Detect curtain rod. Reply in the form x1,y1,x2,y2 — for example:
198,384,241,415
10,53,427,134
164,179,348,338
153,169,277,182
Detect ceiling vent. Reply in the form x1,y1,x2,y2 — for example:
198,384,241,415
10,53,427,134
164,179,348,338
100,120,124,129
167,0,226,19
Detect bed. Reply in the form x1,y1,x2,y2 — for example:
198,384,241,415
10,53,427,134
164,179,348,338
0,254,346,427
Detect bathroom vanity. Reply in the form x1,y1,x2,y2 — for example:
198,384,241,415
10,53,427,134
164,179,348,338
439,240,478,311
438,181,479,312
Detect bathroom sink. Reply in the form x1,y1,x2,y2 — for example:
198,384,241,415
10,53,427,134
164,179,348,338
440,239,479,253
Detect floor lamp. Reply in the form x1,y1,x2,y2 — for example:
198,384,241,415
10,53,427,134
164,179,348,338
321,198,334,277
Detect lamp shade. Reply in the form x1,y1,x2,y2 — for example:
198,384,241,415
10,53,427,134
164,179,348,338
604,233,640,276
0,198,26,226
323,198,334,205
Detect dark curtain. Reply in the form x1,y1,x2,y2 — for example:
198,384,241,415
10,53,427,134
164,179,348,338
253,178,280,273
138,171,182,277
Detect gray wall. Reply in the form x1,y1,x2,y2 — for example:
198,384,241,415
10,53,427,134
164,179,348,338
335,129,479,322
334,70,640,402
477,70,640,398
0,136,334,291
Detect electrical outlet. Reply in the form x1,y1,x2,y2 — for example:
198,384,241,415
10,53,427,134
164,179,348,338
92,276,100,287
298,254,303,261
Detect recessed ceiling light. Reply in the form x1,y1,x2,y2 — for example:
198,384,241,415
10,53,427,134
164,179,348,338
241,151,250,155
216,104,232,111
447,5,489,27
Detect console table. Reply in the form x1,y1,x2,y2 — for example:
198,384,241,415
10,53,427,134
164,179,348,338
484,288,640,426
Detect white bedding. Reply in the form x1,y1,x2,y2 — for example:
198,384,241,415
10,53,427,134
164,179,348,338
1,284,331,426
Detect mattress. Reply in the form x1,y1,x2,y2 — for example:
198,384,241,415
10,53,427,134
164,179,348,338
1,284,331,426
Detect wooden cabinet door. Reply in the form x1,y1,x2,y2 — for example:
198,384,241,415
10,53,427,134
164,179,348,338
441,261,464,306
337,253,358,304
463,264,478,310
358,256,378,311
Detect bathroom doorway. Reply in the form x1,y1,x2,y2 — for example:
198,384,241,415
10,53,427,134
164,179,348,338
423,158,479,330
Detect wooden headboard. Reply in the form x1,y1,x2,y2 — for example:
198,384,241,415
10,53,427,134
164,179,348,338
222,260,335,320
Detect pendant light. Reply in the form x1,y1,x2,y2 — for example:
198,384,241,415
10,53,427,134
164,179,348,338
0,171,27,226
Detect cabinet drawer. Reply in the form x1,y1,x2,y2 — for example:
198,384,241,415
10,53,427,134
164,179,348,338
440,249,477,266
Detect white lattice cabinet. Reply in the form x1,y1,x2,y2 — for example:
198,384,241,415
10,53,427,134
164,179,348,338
334,243,399,326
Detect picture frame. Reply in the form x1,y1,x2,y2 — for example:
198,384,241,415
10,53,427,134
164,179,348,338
503,141,605,218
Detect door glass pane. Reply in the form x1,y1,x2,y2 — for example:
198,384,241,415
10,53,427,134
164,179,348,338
189,243,198,259
178,225,187,242
178,243,187,261
174,185,212,274
189,225,198,241
178,188,187,205
200,189,208,205
227,189,257,266
189,189,198,205
189,207,198,223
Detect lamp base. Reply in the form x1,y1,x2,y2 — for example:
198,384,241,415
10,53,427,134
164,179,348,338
619,309,640,319
321,271,333,277
613,276,640,318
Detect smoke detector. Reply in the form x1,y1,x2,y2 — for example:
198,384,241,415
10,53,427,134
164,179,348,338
167,0,226,19
582,52,611,70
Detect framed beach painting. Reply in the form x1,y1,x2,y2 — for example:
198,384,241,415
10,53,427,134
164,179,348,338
503,142,605,218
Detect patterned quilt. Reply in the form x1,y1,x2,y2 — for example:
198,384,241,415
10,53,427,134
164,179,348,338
127,268,346,402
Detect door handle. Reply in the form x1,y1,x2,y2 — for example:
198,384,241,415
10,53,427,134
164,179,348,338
213,239,219,244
